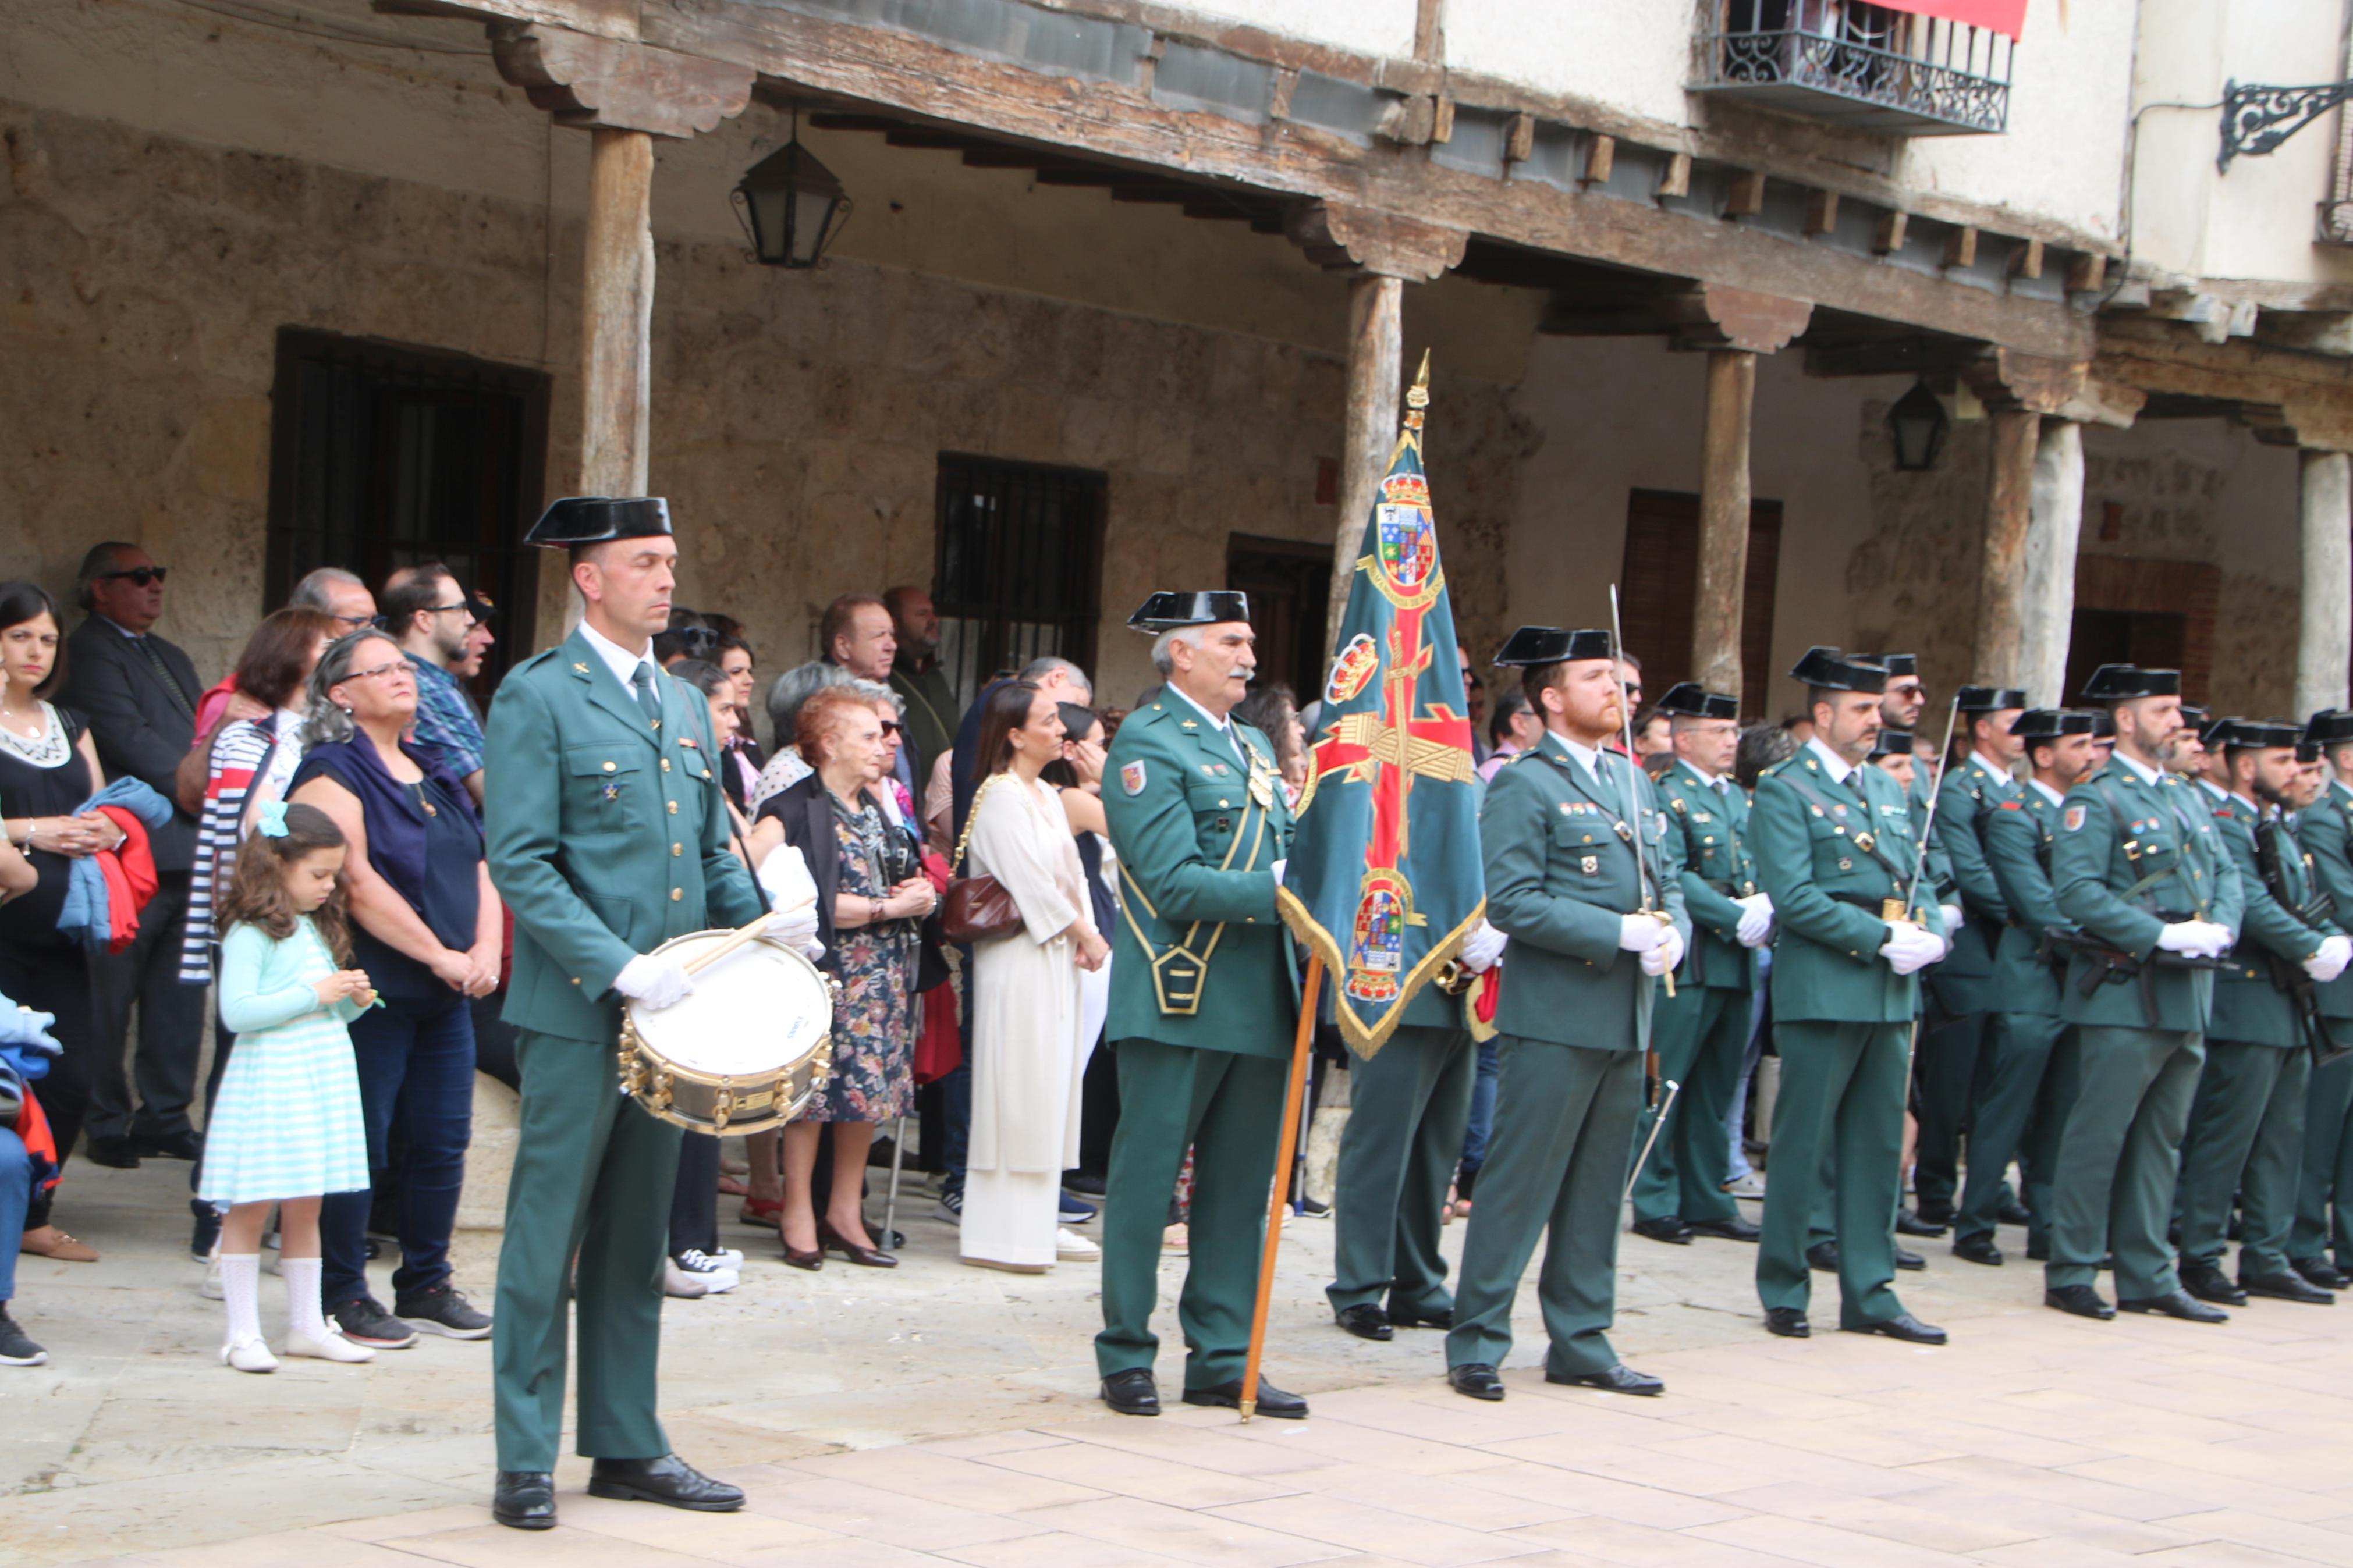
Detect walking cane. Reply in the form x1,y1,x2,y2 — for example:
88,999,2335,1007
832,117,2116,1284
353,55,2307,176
1624,1079,1683,1202
882,1112,908,1251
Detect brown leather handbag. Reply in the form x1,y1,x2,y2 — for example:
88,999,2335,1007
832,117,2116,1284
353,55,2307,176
941,774,1023,943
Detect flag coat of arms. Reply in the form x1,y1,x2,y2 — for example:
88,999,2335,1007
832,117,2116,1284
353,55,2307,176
1276,360,1484,1058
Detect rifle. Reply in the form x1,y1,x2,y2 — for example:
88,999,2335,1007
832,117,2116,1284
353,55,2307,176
2252,813,2351,1069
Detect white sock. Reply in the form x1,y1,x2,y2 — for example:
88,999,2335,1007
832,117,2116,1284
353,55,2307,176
221,1253,264,1347
281,1256,332,1341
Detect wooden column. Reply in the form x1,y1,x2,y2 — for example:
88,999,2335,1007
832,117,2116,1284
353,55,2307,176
2299,449,2353,719
581,128,656,496
1330,275,1404,650
1692,349,1756,698
1973,408,2041,690
2018,418,2085,707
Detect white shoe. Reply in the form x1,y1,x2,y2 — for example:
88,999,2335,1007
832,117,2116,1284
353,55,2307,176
1723,1172,1767,1201
712,1247,746,1269
1055,1226,1101,1261
668,1250,739,1296
201,1246,225,1302
663,1261,711,1299
285,1329,375,1363
222,1338,279,1374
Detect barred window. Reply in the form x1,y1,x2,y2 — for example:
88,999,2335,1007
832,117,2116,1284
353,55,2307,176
931,454,1106,710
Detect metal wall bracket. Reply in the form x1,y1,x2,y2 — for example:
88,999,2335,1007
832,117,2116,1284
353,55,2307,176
2220,79,2353,172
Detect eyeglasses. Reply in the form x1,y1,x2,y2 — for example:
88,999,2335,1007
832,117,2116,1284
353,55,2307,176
345,659,413,684
331,613,374,630
100,567,166,587
878,720,903,736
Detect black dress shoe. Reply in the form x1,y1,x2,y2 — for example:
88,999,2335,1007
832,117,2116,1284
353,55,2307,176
1997,1200,2033,1226
1447,1362,1504,1400
132,1129,203,1161
2118,1289,2228,1323
492,1470,556,1530
1894,1208,1947,1238
1846,1312,1947,1345
816,1221,897,1268
1390,1304,1453,1330
1951,1233,2004,1266
1183,1378,1307,1419
1335,1304,1393,1341
1805,1240,1839,1272
1101,1368,1160,1416
1685,1214,1761,1243
1548,1363,1663,1396
1763,1307,1810,1338
2291,1256,2352,1290
2180,1263,2248,1306
1895,1246,1926,1271
1630,1216,1691,1245
2242,1270,2336,1304
1914,1200,1956,1226
587,1454,744,1512
2046,1285,2115,1320
84,1136,140,1170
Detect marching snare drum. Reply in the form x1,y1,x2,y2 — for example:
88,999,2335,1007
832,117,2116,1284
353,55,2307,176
618,929,835,1136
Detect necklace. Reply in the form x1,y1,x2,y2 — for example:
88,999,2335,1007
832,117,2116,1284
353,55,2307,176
0,702,66,767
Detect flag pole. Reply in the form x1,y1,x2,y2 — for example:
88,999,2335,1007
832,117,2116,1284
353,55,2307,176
1238,952,1322,1423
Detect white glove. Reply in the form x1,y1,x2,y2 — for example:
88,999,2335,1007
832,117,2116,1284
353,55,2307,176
1619,913,1667,953
1641,924,1686,977
2306,934,2352,984
2158,921,2231,959
1940,904,1966,940
1460,919,1508,972
756,844,825,959
1878,921,1943,976
613,952,693,1011
1270,859,1286,888
1734,893,1774,948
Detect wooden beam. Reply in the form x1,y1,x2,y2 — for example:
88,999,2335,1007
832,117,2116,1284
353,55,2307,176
1504,111,1536,166
1330,276,1404,649
1974,408,2040,688
1873,210,1908,255
1694,349,1755,699
1656,152,1692,200
581,127,653,495
1942,225,1978,271
1582,134,1615,187
2095,314,2353,442
1803,189,1840,238
2065,252,2107,293
2010,237,2045,280
1723,170,1767,221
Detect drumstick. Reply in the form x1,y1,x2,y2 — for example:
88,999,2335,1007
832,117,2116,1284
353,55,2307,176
679,911,779,977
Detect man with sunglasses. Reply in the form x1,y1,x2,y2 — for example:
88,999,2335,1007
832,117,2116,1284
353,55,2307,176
61,543,210,1169
385,563,493,808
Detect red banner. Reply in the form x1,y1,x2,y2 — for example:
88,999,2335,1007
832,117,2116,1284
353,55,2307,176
1872,0,2027,38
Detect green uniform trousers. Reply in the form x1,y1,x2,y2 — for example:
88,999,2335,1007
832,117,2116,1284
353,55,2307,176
1955,1013,2068,1245
2176,1039,2310,1277
1096,1040,1286,1389
2292,1051,2353,1267
2045,1026,2203,1299
1629,987,1746,1228
1912,1005,1989,1216
1327,1025,1475,1320
1756,1020,1907,1328
2017,1029,2083,1255
492,1029,683,1473
1446,1037,1640,1378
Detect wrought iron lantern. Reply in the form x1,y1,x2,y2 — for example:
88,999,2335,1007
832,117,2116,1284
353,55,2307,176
733,119,852,270
1887,379,1950,472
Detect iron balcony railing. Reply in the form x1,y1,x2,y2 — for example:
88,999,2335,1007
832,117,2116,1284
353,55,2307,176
1694,1,2012,137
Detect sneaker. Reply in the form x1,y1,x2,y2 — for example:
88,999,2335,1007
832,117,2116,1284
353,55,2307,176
1295,1197,1332,1219
201,1246,224,1301
932,1187,964,1224
1723,1172,1767,1200
668,1250,740,1296
1059,1192,1098,1224
395,1282,494,1339
221,1336,276,1374
1063,1172,1107,1198
663,1260,711,1298
330,1296,419,1349
711,1247,746,1269
0,1307,47,1367
1055,1227,1101,1261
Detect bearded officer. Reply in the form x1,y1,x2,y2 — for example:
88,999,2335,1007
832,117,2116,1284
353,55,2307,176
1096,592,1303,1420
484,498,819,1529
1628,682,1765,1249
2042,664,2242,1322
2174,720,2350,1309
1444,628,1686,1402
1751,649,1949,1344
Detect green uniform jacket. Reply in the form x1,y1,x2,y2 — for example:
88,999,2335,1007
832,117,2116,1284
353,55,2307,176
1656,757,1757,993
1751,748,1944,1025
2049,759,2243,1032
1981,784,2073,1016
486,628,764,1043
2208,798,2336,1048
1103,698,1295,1057
1480,734,1688,1051
2299,778,2353,1025
1927,756,2017,1015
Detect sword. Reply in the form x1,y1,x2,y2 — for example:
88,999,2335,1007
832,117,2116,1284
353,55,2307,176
1624,1079,1683,1201
1609,585,1674,998
1898,695,1963,924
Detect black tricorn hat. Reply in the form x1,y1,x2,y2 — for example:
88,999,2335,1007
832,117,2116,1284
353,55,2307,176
1869,727,1914,759
2198,713,2244,749
1957,685,2028,713
1128,591,1250,632
2305,709,2353,748
1493,627,1612,667
1655,681,1738,720
1790,646,1889,695
2079,663,2180,702
1869,653,1918,680
2010,709,2096,741
2091,708,2116,739
524,496,672,548
2179,703,2210,733
2222,720,2304,751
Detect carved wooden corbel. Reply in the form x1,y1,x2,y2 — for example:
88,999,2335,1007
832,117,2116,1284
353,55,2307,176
1960,347,2090,414
491,24,755,138
1285,200,1468,283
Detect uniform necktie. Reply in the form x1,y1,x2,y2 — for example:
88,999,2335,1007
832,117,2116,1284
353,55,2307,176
631,660,662,729
134,635,193,721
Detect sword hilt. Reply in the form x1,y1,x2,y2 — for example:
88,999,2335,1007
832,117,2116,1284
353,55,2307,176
1648,906,1677,1000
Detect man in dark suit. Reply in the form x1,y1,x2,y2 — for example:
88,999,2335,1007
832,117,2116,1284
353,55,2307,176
59,542,208,1169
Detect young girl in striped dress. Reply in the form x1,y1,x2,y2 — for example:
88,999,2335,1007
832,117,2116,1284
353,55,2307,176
201,800,378,1373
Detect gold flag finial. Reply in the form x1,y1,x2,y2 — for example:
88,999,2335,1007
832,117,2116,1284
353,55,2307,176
1403,350,1431,431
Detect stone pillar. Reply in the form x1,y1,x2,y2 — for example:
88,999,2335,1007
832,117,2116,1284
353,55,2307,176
2018,418,2085,707
1333,275,1404,647
2299,449,2353,719
1974,409,2041,691
581,128,656,496
1693,349,1756,697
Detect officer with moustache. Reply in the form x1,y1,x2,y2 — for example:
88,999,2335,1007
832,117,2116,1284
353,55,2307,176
2292,710,2353,1289
2043,664,2242,1322
1445,628,1686,1402
1965,710,2098,1265
1751,650,1948,1344
1628,683,1766,1248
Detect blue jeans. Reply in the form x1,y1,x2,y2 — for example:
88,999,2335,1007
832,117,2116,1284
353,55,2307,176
1458,1038,1501,1182
321,993,476,1306
0,1126,29,1302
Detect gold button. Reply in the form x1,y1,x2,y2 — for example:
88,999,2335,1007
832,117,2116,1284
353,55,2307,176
668,801,678,815
571,977,581,986
1219,799,1229,808
602,762,616,773
662,758,672,773
672,842,683,856
702,769,712,780
671,888,682,902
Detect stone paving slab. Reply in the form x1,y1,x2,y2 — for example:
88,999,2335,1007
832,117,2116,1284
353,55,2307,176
14,1158,2353,1567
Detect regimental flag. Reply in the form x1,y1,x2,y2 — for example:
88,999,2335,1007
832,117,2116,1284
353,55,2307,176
1276,356,1483,1059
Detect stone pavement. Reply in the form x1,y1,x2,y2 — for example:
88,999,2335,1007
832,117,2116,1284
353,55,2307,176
13,1156,2353,1567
